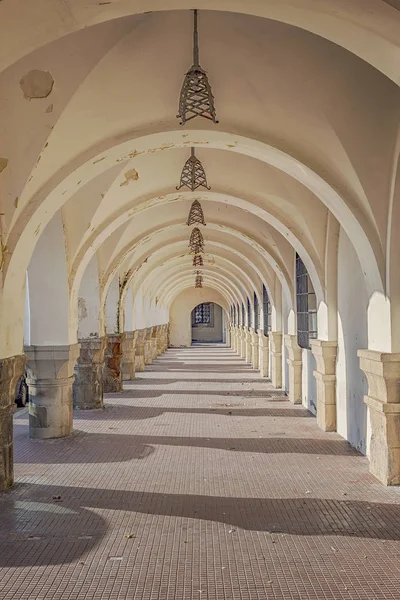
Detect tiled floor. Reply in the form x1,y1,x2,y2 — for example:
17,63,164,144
2,347,400,599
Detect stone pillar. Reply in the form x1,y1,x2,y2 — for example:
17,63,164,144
311,340,338,432
157,326,165,356
284,335,302,404
135,330,146,372
270,332,283,389
251,330,259,369
73,337,106,409
25,344,80,439
150,327,158,360
103,334,123,393
358,350,400,485
240,328,246,359
0,355,25,490
245,330,252,364
258,332,269,378
144,328,153,365
122,331,136,381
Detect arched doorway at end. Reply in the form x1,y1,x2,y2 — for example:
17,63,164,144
191,303,226,345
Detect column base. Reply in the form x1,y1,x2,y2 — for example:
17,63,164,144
0,355,25,490
73,337,106,409
358,350,400,485
122,331,136,381
103,334,123,393
25,344,80,439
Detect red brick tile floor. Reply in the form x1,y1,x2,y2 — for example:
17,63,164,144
2,347,400,599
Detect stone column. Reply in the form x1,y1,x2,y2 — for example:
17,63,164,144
122,331,136,381
0,355,25,490
311,340,338,432
358,350,400,485
144,328,153,365
231,327,236,352
135,330,146,372
251,330,259,369
240,328,246,359
258,332,269,378
25,344,80,439
73,337,106,409
270,332,283,389
150,327,158,360
245,330,252,364
157,326,165,356
103,334,123,393
284,335,302,404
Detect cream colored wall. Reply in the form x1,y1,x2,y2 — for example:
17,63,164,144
170,289,228,347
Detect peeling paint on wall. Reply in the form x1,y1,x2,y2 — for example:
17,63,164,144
0,158,8,173
20,70,54,99
78,297,88,321
120,169,139,187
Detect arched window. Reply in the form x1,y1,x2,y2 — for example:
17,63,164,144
192,303,213,327
262,284,271,336
241,302,245,327
247,297,251,330
254,292,259,332
232,304,236,325
237,303,240,326
296,253,317,349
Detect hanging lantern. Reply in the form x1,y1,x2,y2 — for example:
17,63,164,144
177,10,218,125
189,227,205,254
187,199,207,226
193,253,204,267
177,149,211,193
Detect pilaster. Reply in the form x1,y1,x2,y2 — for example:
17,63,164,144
311,340,338,432
284,335,302,404
25,344,80,439
0,355,25,489
122,331,136,381
73,337,106,409
358,350,400,485
150,326,158,360
270,332,283,389
258,332,269,378
103,334,123,393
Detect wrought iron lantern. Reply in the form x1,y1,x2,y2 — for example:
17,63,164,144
193,253,204,267
187,199,207,226
177,10,218,125
177,149,211,192
189,227,205,254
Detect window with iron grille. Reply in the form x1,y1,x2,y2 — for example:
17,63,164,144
262,284,271,336
296,254,317,349
237,303,240,326
254,292,259,332
233,304,236,326
241,303,245,327
192,303,214,327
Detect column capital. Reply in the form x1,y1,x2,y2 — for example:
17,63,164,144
311,340,337,376
284,334,302,363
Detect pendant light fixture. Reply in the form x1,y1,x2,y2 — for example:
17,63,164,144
177,10,218,125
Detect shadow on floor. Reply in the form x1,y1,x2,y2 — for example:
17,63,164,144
14,432,357,464
1,482,400,568
76,405,311,420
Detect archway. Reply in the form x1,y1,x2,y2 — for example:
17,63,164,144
191,302,225,345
